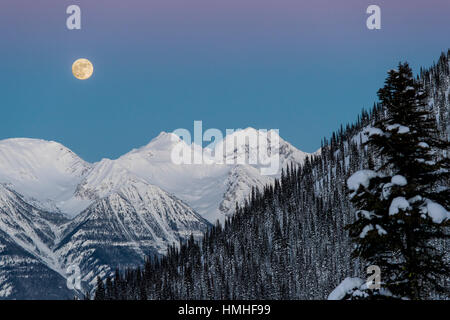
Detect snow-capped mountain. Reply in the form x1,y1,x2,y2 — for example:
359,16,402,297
0,129,311,298
0,138,92,216
55,179,209,289
218,128,311,173
0,172,210,298
0,130,311,222
0,184,74,299
114,128,312,222
113,130,287,222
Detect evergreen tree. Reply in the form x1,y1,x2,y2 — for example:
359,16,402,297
83,291,91,300
105,276,113,300
346,62,449,299
94,276,106,301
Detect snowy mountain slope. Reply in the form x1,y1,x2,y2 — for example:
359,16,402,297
116,132,233,222
0,128,311,296
0,184,74,299
0,139,92,216
216,165,274,222
0,166,210,296
55,180,209,288
0,131,311,223
0,229,74,300
0,184,68,273
115,129,311,222
217,128,312,176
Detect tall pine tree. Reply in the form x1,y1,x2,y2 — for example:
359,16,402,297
346,62,449,299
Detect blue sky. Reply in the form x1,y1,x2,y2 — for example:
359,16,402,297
0,0,448,161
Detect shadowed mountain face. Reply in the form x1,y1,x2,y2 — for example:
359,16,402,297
0,184,73,299
0,229,74,300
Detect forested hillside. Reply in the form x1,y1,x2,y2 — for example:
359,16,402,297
93,51,449,300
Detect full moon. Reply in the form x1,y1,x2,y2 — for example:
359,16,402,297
72,58,94,80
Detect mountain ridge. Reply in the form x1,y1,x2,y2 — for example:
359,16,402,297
0,128,311,298
0,128,311,221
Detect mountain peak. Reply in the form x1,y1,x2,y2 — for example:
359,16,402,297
149,131,183,145
123,131,184,158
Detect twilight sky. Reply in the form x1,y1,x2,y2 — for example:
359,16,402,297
0,0,448,161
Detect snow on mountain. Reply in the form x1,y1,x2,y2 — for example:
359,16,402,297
115,133,234,223
0,184,68,271
115,129,311,222
55,179,209,288
0,155,211,296
217,128,311,177
0,129,311,296
0,228,74,299
0,130,312,223
0,138,92,216
217,165,274,222
0,184,74,299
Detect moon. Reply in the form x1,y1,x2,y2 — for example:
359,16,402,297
72,58,94,80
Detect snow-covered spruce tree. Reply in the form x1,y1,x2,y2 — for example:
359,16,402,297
346,62,449,300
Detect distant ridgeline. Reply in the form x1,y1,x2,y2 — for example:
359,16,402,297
92,51,449,300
